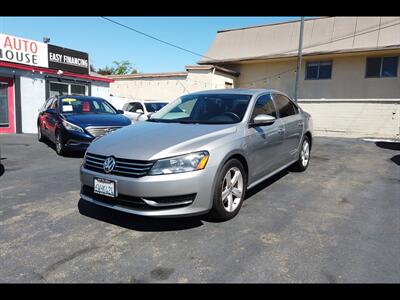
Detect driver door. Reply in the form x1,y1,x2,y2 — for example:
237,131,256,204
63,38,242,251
245,94,285,183
40,98,54,138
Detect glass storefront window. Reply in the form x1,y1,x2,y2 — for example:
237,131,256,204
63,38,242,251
49,81,88,97
49,82,69,98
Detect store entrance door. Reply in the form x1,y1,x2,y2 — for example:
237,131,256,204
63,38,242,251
0,77,15,134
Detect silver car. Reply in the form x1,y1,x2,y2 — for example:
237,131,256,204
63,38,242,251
80,89,313,221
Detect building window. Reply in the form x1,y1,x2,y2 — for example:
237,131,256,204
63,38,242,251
48,81,89,98
305,61,332,80
366,56,398,78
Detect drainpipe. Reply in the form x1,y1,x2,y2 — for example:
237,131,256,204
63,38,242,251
211,67,215,89
294,17,305,102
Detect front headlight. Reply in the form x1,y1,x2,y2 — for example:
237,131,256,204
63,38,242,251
149,151,209,175
62,119,84,133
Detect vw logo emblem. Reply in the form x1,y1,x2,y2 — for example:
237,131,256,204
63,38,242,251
103,157,116,173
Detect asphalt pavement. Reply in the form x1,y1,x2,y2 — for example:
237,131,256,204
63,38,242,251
0,134,399,283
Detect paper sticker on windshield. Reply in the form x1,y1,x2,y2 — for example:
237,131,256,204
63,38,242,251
63,105,73,112
62,98,77,103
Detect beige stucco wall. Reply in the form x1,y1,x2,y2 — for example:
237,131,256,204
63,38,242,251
109,69,235,102
299,101,399,139
229,50,400,99
226,51,400,138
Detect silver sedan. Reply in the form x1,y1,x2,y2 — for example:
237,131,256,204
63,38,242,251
80,89,313,221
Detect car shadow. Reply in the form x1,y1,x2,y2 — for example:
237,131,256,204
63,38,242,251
77,199,204,232
0,163,4,177
391,155,400,166
375,141,400,151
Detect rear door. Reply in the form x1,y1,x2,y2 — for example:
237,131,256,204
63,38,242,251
273,94,303,164
245,93,285,183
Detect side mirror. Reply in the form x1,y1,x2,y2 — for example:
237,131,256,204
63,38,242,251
136,109,144,114
250,114,276,126
117,109,124,114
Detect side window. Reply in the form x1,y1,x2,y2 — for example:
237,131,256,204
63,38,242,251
251,94,277,120
49,98,58,110
44,98,54,110
136,103,144,112
274,94,298,118
128,103,140,112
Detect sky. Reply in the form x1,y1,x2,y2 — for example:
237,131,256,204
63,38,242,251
0,16,304,73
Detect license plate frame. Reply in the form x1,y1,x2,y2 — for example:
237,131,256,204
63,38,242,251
93,177,117,198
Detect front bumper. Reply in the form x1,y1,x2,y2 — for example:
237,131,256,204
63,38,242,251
62,129,94,151
79,164,217,217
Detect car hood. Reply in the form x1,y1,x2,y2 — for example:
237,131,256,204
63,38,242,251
63,113,131,128
87,121,238,160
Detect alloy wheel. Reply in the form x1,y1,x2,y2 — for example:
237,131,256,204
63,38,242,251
56,134,62,153
301,140,310,167
221,167,243,212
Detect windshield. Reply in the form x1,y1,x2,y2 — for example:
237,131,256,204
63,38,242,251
149,94,252,124
145,102,167,112
60,97,117,114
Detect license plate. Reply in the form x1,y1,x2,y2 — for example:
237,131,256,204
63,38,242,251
94,178,116,198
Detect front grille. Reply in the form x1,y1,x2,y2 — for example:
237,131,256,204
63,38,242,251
81,185,194,210
84,152,155,178
85,126,122,137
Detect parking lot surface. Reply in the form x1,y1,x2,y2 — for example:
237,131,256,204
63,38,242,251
0,134,399,283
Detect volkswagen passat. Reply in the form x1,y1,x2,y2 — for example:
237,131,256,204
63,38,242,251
80,89,313,221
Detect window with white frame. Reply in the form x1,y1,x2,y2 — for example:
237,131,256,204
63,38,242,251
305,61,332,80
49,81,89,98
366,56,398,78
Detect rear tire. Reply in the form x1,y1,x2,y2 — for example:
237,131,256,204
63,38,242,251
208,159,247,221
55,131,67,156
291,136,311,172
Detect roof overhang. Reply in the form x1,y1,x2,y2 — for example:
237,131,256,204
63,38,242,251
198,45,400,65
185,64,240,77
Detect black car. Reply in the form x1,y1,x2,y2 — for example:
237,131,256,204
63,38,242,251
37,95,131,156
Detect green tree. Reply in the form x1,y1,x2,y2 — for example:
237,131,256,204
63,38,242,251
96,60,138,75
112,60,138,75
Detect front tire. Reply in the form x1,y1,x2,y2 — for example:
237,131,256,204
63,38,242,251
209,159,247,221
55,131,67,156
291,136,311,172
37,124,45,142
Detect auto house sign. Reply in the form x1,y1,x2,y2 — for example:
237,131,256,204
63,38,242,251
48,44,89,74
0,33,49,67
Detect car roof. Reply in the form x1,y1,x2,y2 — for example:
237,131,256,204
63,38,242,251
188,88,289,97
57,95,107,101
